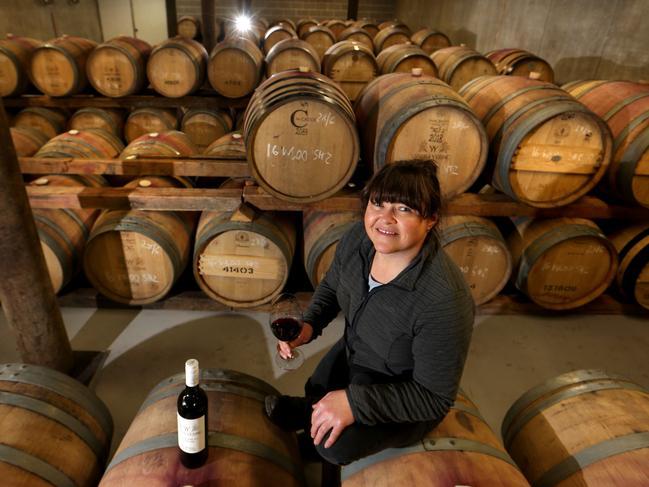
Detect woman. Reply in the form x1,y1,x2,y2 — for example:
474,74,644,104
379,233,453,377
265,160,474,465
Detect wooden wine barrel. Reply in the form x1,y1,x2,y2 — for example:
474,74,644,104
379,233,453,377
354,71,488,199
459,76,612,207
13,106,67,138
322,20,347,40
438,215,512,305
338,26,374,50
208,37,264,98
98,368,303,486
507,217,617,310
303,209,359,288
120,130,197,159
243,69,359,202
342,390,530,486
300,25,336,61
36,129,124,158
410,28,451,55
608,222,649,310
86,36,151,97
296,19,319,38
68,107,124,139
177,16,201,39
10,126,49,156
485,48,554,83
376,43,437,76
353,20,379,39
124,107,178,143
30,175,108,293
0,34,41,97
274,18,297,32
265,38,320,77
373,26,411,54
180,108,233,153
204,131,246,157
431,46,497,91
84,177,196,305
0,362,113,487
263,25,296,55
502,369,649,487
147,36,208,97
30,35,97,96
322,41,378,102
193,204,296,307
563,80,649,208
377,20,411,34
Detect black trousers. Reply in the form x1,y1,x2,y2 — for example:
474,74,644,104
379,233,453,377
304,339,436,465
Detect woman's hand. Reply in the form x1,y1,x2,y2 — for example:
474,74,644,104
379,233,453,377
310,390,354,448
277,322,313,359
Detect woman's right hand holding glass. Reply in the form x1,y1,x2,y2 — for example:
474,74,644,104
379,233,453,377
277,322,313,359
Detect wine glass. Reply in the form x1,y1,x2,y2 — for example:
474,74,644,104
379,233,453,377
269,293,304,370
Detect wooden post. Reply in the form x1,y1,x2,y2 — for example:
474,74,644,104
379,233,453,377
347,0,359,20
0,100,73,373
201,0,215,53
165,0,177,38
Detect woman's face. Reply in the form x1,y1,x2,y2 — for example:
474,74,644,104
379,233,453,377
364,200,437,258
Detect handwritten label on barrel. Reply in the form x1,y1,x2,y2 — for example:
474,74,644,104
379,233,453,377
199,254,282,280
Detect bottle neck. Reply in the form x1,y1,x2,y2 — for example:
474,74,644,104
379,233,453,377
185,359,200,387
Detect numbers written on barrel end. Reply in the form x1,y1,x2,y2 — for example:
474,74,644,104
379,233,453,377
266,144,333,164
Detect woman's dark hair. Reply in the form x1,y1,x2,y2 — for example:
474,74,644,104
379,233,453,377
361,160,442,219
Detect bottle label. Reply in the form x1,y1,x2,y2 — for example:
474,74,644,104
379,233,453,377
177,413,206,453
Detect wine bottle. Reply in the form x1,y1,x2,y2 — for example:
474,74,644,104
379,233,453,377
177,358,208,468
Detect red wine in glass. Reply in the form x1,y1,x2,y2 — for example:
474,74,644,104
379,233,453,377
269,293,304,370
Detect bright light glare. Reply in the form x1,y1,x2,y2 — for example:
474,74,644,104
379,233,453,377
235,15,252,32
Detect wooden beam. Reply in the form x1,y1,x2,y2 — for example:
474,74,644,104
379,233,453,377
166,0,177,37
201,0,215,53
0,100,73,373
347,0,359,20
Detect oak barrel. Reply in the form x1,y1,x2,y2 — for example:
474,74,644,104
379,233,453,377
563,80,649,207
375,43,437,76
86,36,151,97
507,217,617,310
608,221,649,310
0,34,40,97
263,25,296,55
373,26,410,54
301,26,336,61
502,369,649,487
124,107,178,143
431,46,497,91
84,176,196,305
353,20,379,39
438,215,512,305
180,108,233,153
342,390,530,486
322,20,347,40
30,174,108,293
322,41,378,102
13,106,67,139
120,130,197,159
243,69,359,202
208,37,264,98
193,204,296,307
98,368,303,486
485,48,554,83
147,36,208,97
296,19,319,38
35,129,124,159
68,107,124,139
354,71,488,199
204,132,246,157
0,362,113,487
177,16,201,40
460,76,612,207
10,126,49,156
30,35,97,96
410,28,451,55
265,38,320,77
338,26,374,50
303,209,360,288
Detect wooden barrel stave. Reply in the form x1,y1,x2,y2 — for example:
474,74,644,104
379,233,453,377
120,130,197,159
502,369,649,486
98,368,303,487
36,129,124,159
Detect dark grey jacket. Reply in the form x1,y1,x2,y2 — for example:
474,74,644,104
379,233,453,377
303,222,474,425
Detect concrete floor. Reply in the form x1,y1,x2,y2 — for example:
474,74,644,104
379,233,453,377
1,307,648,485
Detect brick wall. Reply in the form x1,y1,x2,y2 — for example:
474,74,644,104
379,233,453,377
176,0,395,23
